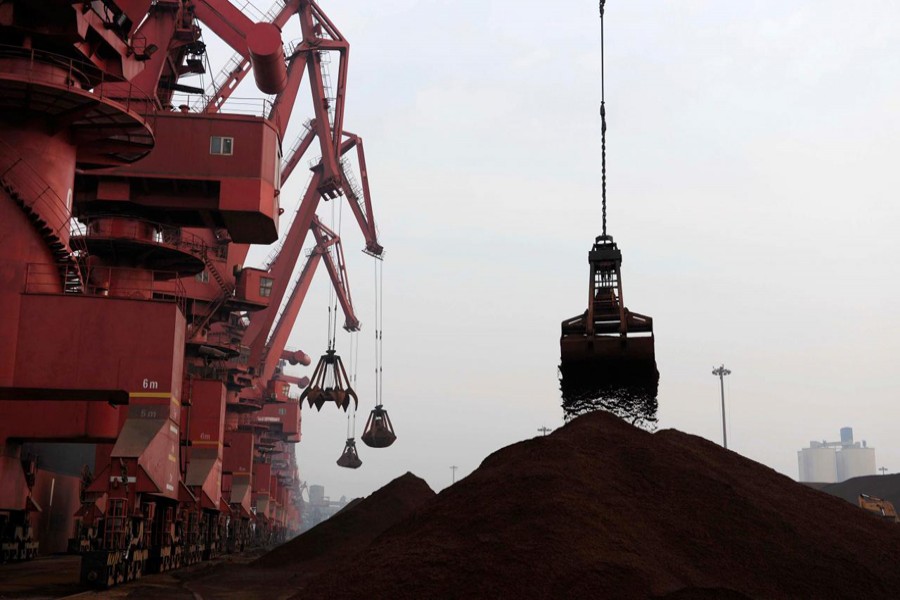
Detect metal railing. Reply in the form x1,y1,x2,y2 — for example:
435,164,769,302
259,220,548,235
75,216,210,259
0,139,84,242
24,263,186,311
0,44,157,119
170,92,274,118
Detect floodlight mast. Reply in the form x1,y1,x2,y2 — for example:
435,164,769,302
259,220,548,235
712,365,732,449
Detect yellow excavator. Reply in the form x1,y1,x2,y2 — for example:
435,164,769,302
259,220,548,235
857,494,899,523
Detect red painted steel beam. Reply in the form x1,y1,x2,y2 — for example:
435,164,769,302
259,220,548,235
205,1,300,113
192,0,256,54
296,3,342,195
267,50,310,139
193,0,289,94
341,133,383,256
259,246,323,385
123,3,181,104
242,170,323,358
315,219,359,331
256,215,358,386
281,349,311,366
280,120,317,185
309,0,349,156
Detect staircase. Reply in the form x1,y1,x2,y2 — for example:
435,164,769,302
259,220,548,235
202,252,233,297
0,145,84,294
191,253,236,340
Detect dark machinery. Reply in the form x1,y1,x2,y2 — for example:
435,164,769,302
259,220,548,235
559,1,658,424
361,405,396,449
337,438,362,469
301,349,358,412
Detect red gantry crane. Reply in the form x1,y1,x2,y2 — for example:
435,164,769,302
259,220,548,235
0,0,384,587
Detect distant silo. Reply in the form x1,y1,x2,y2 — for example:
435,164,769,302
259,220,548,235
309,484,325,505
837,445,876,481
840,427,853,446
798,444,838,483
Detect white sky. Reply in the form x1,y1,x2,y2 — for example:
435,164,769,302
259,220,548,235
201,0,900,500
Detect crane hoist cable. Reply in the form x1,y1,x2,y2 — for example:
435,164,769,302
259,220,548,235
599,0,608,238
325,198,343,352
361,254,395,448
374,256,383,407
345,408,357,439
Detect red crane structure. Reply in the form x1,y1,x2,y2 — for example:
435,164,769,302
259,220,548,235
0,0,383,586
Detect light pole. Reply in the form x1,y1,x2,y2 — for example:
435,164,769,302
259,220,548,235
537,426,552,436
450,465,458,484
712,365,731,449
880,467,888,476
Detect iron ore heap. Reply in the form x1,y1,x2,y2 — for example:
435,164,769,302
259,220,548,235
0,0,383,587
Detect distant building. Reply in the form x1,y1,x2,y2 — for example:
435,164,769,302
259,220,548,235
798,427,876,483
300,484,350,531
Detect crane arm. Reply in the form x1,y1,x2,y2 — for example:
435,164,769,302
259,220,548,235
191,0,256,50
257,216,358,385
192,0,291,94
280,120,317,185
314,218,359,331
203,1,303,114
340,133,383,256
242,170,322,355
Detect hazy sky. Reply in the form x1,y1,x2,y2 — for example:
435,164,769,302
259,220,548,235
203,0,900,500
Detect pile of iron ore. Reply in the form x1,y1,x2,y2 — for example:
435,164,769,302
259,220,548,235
297,411,900,600
255,472,434,578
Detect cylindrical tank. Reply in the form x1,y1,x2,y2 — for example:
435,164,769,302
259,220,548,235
837,447,876,482
308,484,325,505
247,22,288,94
840,427,854,446
798,447,837,483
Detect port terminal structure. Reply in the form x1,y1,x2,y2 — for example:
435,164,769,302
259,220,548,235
0,0,382,584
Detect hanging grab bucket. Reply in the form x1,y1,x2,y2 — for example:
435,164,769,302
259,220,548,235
336,438,362,469
361,405,396,448
299,349,359,412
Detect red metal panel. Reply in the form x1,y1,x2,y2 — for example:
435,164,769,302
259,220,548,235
2,296,184,443
90,113,281,243
253,462,272,495
0,401,121,443
184,380,226,508
187,380,226,445
223,432,254,475
253,402,300,437
0,200,55,385
0,456,30,511
14,295,185,396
